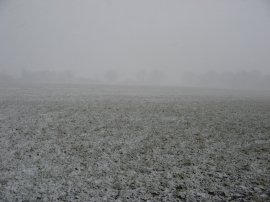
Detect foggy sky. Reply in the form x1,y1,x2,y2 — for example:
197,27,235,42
0,0,270,86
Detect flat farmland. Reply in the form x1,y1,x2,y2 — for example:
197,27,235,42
0,84,270,201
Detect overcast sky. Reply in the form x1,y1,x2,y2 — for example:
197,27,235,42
0,0,270,80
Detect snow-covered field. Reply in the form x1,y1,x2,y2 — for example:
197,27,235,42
0,84,270,201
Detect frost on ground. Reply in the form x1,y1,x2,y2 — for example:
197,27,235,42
0,84,270,201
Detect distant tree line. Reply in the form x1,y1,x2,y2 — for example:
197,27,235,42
181,70,270,90
0,68,269,90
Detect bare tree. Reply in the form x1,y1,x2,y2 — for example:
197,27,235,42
104,69,118,83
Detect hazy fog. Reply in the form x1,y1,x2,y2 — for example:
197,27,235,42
0,0,270,89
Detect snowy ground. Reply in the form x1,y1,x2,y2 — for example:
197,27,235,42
0,84,270,201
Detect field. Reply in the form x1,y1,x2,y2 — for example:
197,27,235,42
0,84,270,201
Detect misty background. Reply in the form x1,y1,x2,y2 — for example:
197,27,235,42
0,0,270,90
